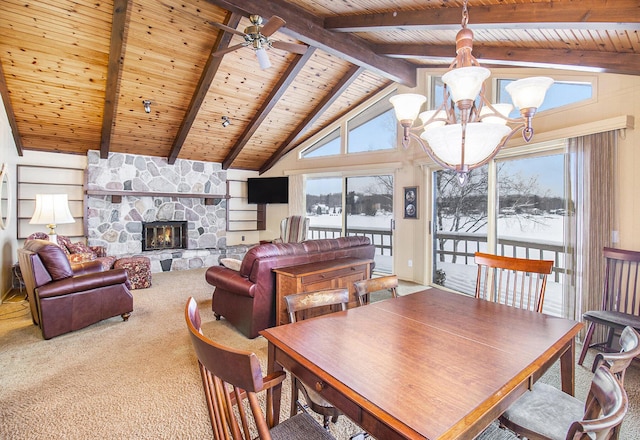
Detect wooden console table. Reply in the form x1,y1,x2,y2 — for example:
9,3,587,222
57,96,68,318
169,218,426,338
273,257,374,326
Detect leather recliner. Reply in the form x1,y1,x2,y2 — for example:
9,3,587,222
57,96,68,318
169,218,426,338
18,239,134,339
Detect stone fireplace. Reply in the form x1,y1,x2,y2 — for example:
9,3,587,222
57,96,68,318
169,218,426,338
85,150,248,272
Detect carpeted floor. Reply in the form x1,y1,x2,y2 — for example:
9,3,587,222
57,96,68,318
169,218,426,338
0,268,639,439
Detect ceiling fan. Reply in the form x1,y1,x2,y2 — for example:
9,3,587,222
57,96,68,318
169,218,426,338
209,15,308,69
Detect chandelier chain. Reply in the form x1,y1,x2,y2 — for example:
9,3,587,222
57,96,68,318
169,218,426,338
461,0,469,28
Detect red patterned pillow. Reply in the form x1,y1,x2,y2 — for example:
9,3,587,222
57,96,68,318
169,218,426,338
67,241,98,259
55,235,73,257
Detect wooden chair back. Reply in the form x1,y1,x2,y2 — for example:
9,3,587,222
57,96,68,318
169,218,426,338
474,252,554,313
353,275,398,306
285,288,349,323
184,297,285,439
284,288,348,428
578,247,640,366
600,247,640,316
567,365,628,440
593,326,640,386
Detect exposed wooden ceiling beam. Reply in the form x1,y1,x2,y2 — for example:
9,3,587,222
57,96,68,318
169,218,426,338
222,47,317,170
376,44,640,76
324,1,640,32
0,60,23,156
203,0,417,86
100,0,131,160
260,65,365,174
167,12,242,165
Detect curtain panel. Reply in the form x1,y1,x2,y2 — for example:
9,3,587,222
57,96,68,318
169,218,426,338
567,130,617,340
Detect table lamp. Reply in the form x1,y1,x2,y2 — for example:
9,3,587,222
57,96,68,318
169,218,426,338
29,194,75,244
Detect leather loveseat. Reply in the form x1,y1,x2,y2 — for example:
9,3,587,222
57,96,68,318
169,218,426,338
18,239,134,339
205,236,375,338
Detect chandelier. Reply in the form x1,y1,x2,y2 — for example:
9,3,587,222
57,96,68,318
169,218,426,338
390,0,553,185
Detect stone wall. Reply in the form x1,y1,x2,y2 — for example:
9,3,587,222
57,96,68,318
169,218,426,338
85,150,231,272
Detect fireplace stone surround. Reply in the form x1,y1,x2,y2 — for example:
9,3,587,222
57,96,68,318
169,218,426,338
85,151,248,272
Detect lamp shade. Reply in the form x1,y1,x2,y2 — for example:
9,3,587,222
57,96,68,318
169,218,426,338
479,103,514,125
30,194,75,226
505,77,554,110
442,66,490,103
421,123,511,167
389,94,427,122
418,110,447,129
255,48,271,70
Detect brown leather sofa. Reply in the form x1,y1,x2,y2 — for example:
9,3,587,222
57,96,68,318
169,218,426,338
205,236,375,338
18,239,134,340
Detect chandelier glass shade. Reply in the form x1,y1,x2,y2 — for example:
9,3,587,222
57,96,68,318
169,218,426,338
390,1,553,185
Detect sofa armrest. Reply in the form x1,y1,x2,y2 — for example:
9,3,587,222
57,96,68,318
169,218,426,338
205,266,255,298
36,269,130,299
71,260,104,276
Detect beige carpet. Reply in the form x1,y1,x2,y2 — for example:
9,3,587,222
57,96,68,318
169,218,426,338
0,268,639,439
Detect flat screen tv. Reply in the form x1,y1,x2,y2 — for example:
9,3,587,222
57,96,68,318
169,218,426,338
247,176,289,204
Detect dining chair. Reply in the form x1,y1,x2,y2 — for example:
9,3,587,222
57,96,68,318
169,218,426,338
497,326,640,440
285,288,349,429
577,247,640,366
474,252,554,313
353,274,398,306
184,297,334,440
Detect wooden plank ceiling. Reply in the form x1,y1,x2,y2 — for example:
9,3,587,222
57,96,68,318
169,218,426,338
1,0,638,172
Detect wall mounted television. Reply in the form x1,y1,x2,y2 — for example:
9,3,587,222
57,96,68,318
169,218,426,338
247,176,289,204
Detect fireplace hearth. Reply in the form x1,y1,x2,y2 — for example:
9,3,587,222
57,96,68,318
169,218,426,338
142,221,188,251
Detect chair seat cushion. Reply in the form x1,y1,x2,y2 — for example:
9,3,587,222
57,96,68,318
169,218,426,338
270,412,335,440
500,382,583,440
583,310,640,330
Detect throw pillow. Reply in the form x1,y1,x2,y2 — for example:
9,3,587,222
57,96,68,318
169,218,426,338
55,235,73,257
67,241,98,259
220,258,242,272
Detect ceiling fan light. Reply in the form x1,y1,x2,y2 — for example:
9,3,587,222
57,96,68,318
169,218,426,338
389,94,426,123
442,66,490,103
421,123,511,167
255,47,271,70
505,77,554,110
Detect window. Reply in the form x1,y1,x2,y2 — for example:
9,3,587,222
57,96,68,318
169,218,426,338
497,79,593,117
347,94,396,153
300,90,397,159
301,128,341,158
432,150,570,318
306,175,395,273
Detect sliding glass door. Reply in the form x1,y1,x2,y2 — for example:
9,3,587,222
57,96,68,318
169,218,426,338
432,151,570,317
306,175,394,273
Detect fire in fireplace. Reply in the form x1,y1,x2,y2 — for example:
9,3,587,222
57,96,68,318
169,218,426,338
142,221,188,251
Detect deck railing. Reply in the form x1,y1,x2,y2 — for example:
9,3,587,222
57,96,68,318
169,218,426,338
308,226,567,282
435,231,568,282
308,226,393,256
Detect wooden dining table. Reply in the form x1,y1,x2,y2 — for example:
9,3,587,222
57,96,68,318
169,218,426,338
261,287,582,440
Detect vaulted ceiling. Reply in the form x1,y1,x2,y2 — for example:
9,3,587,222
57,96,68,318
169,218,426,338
1,0,638,173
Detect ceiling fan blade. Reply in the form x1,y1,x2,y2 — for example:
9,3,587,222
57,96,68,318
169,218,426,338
211,43,247,58
261,16,286,37
271,41,308,55
208,21,246,38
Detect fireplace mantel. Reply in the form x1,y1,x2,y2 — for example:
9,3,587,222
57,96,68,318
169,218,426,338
86,189,228,205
